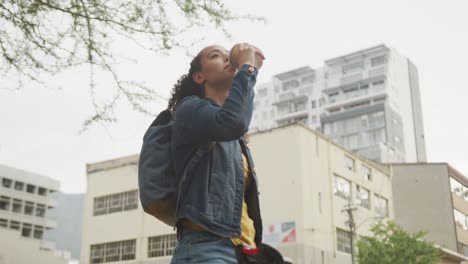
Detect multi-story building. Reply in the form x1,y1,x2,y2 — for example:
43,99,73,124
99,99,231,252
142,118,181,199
391,163,468,262
250,123,394,264
80,155,176,264
250,44,427,163
0,164,69,264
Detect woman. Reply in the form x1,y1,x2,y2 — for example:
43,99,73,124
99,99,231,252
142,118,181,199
169,43,265,263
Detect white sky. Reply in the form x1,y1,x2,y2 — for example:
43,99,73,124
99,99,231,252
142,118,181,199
0,0,467,193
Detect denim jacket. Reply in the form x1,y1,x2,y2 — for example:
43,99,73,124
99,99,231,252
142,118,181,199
172,64,262,245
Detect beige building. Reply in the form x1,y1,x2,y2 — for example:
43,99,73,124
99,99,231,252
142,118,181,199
80,154,176,264
391,163,468,263
81,123,394,264
249,123,393,264
0,164,69,264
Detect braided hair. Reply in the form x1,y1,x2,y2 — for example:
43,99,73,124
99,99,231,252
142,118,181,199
167,53,205,110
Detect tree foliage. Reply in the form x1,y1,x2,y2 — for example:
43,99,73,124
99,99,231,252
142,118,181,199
0,0,261,128
357,221,441,264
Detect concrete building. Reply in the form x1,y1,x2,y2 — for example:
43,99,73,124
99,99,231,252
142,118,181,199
80,155,176,264
249,123,394,264
391,163,468,262
250,44,427,163
0,164,69,264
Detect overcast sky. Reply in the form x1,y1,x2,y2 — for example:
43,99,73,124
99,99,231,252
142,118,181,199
0,0,467,193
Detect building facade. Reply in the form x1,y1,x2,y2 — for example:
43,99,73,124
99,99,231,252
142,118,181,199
80,155,176,264
391,163,468,261
0,164,69,264
249,123,394,264
250,44,427,163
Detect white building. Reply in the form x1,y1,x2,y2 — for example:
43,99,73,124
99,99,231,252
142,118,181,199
0,164,69,264
250,44,427,163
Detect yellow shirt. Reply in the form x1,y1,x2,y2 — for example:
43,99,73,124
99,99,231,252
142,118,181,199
230,152,256,247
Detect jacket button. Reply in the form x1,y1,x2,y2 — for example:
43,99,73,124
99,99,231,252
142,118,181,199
253,167,257,173
246,143,250,149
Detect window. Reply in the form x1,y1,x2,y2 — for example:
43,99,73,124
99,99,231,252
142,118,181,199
108,193,123,213
0,218,7,228
356,186,370,209
90,244,105,264
33,225,44,239
14,181,24,191
282,79,299,91
311,115,317,124
311,100,317,109
371,55,386,67
104,242,120,262
38,187,47,196
295,101,306,111
10,221,20,230
454,209,468,230
374,194,388,217
148,234,177,257
123,190,138,211
12,199,22,213
342,61,363,73
334,175,351,200
344,156,355,171
24,202,34,215
363,165,372,181
93,190,138,216
0,196,11,210
93,196,108,216
2,178,12,188
90,240,136,264
450,178,467,199
26,184,36,194
336,228,352,253
458,243,468,257
121,240,136,260
36,204,46,217
22,223,32,237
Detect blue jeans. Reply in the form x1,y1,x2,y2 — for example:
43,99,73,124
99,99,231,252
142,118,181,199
170,229,237,264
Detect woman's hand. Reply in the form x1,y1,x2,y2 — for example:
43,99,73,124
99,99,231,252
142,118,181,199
230,43,265,69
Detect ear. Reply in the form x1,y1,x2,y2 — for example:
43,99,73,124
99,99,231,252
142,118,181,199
192,72,205,86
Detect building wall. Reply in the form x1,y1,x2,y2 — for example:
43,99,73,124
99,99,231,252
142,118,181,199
407,59,427,162
0,164,68,264
80,155,176,264
0,228,68,264
391,164,458,251
250,124,393,264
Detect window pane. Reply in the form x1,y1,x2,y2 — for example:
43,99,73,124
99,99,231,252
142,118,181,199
108,193,123,213
124,191,138,211
0,196,11,211
22,223,32,237
104,242,120,262
356,186,370,209
336,228,352,253
148,234,177,258
12,199,23,213
26,184,36,194
24,202,34,215
36,204,46,217
334,175,351,200
121,240,136,260
2,178,12,188
93,196,108,216
14,181,24,191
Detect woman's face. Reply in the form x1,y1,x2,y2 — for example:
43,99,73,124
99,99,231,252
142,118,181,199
194,45,237,88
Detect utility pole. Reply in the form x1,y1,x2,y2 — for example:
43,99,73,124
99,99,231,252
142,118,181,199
342,203,357,264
